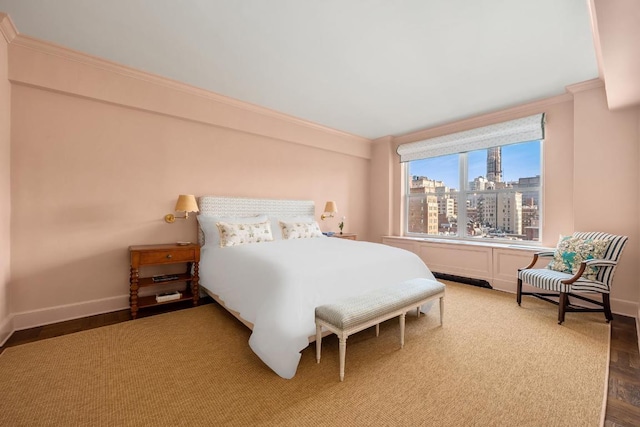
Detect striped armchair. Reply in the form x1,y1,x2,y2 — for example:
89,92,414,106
517,232,628,324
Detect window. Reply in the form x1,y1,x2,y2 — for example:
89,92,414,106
398,114,545,244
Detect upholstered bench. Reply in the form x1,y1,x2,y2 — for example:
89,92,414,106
315,278,445,381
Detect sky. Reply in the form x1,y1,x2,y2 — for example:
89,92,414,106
408,140,541,190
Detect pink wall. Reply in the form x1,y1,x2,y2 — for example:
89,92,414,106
589,0,640,332
0,14,11,340
3,8,639,329
572,85,639,308
590,0,640,110
371,82,640,316
6,34,371,322
369,136,394,241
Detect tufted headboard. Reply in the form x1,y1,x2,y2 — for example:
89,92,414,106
197,196,316,245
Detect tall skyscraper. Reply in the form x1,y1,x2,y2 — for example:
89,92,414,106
487,147,502,182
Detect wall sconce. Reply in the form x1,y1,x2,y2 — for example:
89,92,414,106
164,195,199,223
320,201,338,220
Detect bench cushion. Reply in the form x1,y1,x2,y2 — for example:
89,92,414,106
315,278,445,329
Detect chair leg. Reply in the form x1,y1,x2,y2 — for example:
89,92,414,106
517,276,523,306
603,293,613,323
558,292,567,325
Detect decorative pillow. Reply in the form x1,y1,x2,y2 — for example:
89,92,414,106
547,235,610,280
198,215,267,248
268,216,315,240
279,220,323,239
215,220,274,248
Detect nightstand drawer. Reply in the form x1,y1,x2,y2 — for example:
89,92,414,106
140,249,195,265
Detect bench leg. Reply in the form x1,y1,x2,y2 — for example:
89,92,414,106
315,323,322,363
439,296,444,326
399,312,406,349
416,307,420,317
375,323,379,337
339,334,347,382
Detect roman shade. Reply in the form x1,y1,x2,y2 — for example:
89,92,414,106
397,113,545,162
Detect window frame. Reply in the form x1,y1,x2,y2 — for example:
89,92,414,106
403,141,543,246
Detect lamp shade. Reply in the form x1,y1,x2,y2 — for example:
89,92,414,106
175,195,199,213
323,201,338,214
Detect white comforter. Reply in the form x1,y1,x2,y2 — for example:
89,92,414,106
199,237,435,379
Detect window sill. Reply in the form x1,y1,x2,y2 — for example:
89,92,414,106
382,235,553,252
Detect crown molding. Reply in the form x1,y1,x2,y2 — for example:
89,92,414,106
0,13,18,43
565,78,604,94
9,34,370,146
371,135,394,145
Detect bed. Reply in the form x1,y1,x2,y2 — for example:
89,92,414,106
197,196,437,379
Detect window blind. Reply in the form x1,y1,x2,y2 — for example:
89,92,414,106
396,113,545,162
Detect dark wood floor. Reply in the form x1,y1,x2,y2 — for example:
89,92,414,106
606,314,640,427
1,302,639,425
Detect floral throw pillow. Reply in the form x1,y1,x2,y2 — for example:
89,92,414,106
547,235,610,280
216,220,274,247
279,221,323,239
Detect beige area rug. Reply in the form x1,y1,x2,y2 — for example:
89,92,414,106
0,282,610,426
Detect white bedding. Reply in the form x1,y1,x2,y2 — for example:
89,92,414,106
199,237,436,379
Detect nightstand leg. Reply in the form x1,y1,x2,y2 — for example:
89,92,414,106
130,267,139,319
191,262,199,306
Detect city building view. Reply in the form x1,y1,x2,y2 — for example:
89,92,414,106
407,144,541,242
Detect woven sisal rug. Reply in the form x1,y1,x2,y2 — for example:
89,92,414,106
0,281,609,426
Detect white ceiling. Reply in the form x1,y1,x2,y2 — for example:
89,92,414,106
0,0,598,139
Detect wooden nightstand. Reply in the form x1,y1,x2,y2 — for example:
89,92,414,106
129,243,200,319
332,233,357,240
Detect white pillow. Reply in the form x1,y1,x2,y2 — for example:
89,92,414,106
269,216,315,240
216,220,274,247
197,215,268,248
279,220,324,239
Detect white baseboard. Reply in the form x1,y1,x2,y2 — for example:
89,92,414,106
11,294,130,332
611,297,639,318
637,308,640,355
0,314,13,346
3,289,638,351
